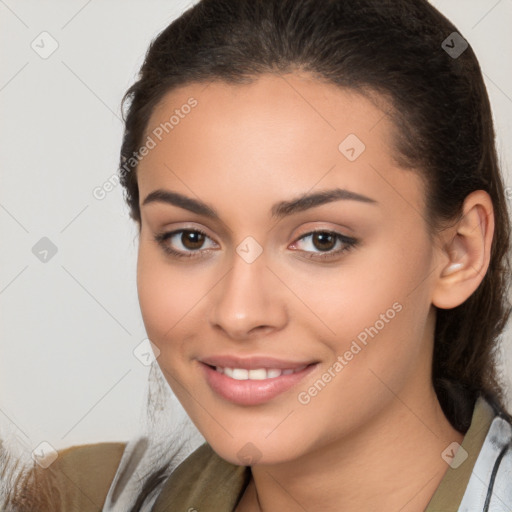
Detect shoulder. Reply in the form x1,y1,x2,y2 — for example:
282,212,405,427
42,441,127,512
151,442,251,511
2,441,127,512
56,440,127,466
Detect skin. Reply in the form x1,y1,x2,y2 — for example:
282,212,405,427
135,72,493,512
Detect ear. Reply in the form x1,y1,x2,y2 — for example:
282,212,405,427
431,190,494,310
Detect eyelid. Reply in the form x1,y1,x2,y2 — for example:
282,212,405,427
292,228,356,244
290,219,356,237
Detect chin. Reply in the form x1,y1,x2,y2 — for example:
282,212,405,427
206,433,304,467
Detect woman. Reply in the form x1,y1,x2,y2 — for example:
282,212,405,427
3,0,511,510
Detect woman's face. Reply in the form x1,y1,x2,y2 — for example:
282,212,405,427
136,73,443,465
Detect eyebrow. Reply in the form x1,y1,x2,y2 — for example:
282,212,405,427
142,187,377,221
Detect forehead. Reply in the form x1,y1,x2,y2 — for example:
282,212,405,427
137,73,425,222
143,72,394,155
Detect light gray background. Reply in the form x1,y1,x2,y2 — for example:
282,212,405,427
1,0,511,452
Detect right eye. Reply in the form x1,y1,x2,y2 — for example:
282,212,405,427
153,228,219,259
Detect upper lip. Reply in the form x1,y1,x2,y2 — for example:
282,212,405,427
199,355,318,370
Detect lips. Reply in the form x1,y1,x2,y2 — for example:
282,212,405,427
198,355,319,405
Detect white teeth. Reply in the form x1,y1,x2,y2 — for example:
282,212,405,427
266,368,282,379
248,368,268,380
223,367,234,378
232,368,249,380
214,365,308,380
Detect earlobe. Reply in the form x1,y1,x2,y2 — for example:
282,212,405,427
431,190,494,310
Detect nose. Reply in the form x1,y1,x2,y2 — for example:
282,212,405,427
208,250,288,340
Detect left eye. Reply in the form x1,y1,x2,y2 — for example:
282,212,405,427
291,230,357,259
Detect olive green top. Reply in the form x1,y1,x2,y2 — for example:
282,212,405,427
50,396,496,511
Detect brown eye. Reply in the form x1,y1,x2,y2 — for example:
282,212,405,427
291,230,358,261
154,228,218,259
311,232,336,251
181,230,206,250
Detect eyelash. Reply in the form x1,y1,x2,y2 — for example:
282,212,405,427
153,228,358,261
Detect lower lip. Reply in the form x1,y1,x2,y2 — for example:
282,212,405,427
199,362,318,406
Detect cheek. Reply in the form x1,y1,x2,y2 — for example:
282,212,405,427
284,233,431,340
136,240,202,358
342,235,433,380
292,251,433,440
